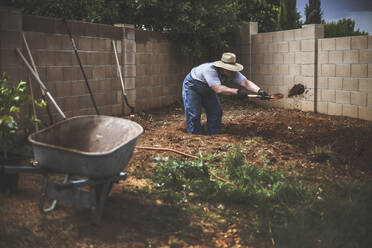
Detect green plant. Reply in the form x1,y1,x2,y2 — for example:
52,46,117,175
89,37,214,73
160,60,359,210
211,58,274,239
0,74,44,158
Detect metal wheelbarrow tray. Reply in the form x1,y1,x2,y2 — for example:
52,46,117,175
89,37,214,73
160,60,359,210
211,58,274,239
29,115,143,178
27,115,143,224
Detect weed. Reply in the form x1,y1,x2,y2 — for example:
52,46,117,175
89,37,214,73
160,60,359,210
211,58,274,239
150,146,372,247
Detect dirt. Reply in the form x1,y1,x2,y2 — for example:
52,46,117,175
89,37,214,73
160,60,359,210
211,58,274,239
288,84,305,97
1,98,372,248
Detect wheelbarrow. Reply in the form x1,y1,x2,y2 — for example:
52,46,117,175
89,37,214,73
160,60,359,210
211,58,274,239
1,115,143,225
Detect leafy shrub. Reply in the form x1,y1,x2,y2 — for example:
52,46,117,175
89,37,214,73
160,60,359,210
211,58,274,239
0,74,44,158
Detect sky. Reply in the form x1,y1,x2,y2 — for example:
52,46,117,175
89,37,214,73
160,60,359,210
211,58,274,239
297,0,372,34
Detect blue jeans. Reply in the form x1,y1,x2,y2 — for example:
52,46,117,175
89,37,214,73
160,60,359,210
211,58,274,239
182,73,222,135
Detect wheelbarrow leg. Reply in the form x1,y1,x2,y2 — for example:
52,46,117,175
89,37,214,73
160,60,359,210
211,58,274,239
90,180,112,225
40,173,69,213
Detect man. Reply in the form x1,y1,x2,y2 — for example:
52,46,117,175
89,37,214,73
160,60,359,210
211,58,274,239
182,52,269,135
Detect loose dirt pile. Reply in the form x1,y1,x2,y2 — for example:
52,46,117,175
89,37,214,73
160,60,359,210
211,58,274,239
288,84,305,97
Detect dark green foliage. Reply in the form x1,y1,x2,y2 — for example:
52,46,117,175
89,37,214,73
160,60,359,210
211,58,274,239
238,0,281,33
278,0,302,30
151,146,372,247
324,18,368,38
304,0,323,24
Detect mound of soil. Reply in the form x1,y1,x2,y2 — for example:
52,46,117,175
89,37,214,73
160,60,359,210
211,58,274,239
288,84,305,97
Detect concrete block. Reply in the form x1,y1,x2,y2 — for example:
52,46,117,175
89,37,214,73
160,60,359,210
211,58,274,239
359,78,372,91
328,102,342,115
278,42,289,52
63,67,74,81
328,77,343,90
351,92,367,106
351,36,368,49
71,81,87,95
45,34,63,50
283,53,295,64
273,53,284,64
360,50,372,63
343,50,359,64
302,25,317,39
369,36,372,49
289,40,301,52
284,30,295,41
318,77,328,89
301,39,315,51
315,24,325,38
316,101,328,114
77,37,92,51
321,64,335,77
320,38,335,51
318,51,329,63
369,64,372,78
335,37,351,50
294,29,302,40
343,78,358,91
264,53,272,64
342,104,358,118
329,51,343,64
336,64,350,77
368,93,372,107
55,51,73,66
289,64,301,75
279,64,289,74
46,66,63,82
0,30,22,49
124,64,136,77
263,33,273,43
0,7,22,31
55,81,72,97
252,34,263,44
321,89,336,102
358,106,372,121
336,91,350,104
273,31,284,42
92,66,106,80
351,64,368,78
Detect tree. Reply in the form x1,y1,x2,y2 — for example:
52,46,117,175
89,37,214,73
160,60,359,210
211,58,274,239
305,0,323,24
324,18,368,38
238,0,281,33
278,0,301,30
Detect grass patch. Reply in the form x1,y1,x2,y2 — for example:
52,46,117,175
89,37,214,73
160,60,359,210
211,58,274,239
150,146,372,247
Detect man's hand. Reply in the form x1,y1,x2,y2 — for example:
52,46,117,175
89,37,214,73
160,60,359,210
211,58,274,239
237,88,248,99
258,89,269,99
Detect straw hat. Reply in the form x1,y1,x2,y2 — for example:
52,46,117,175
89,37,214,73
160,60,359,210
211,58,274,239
213,52,244,72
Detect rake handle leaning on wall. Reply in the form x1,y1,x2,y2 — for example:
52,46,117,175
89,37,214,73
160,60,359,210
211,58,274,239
112,40,134,114
63,19,100,115
16,48,66,119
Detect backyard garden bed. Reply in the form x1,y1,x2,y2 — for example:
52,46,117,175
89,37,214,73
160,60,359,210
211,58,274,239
1,97,372,248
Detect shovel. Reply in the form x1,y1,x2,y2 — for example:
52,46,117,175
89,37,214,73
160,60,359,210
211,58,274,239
247,93,284,100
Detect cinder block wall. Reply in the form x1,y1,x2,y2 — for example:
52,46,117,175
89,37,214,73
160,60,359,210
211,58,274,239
21,15,124,122
317,36,372,120
238,22,372,122
0,7,197,123
134,30,194,111
244,23,324,111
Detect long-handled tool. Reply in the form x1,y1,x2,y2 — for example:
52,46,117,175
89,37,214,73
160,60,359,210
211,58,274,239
247,93,284,100
16,48,66,119
63,19,100,115
16,47,68,211
22,33,54,125
112,40,135,114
